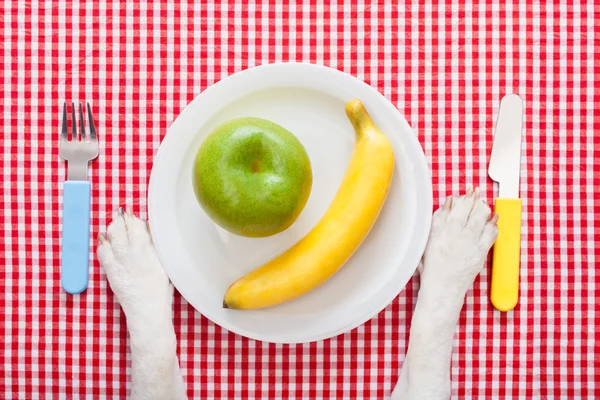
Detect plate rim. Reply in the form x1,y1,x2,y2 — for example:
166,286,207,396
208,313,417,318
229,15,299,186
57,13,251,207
148,62,433,343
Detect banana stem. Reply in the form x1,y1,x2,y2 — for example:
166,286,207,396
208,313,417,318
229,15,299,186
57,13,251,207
345,99,375,134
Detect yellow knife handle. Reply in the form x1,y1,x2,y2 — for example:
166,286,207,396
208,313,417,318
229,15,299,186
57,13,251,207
490,198,522,312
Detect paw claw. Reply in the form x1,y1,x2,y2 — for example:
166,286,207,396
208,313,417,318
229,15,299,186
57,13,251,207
97,237,117,275
107,211,128,245
98,232,106,244
430,197,454,236
443,196,453,210
417,259,425,274
480,218,499,250
446,192,477,228
121,211,153,247
490,213,499,225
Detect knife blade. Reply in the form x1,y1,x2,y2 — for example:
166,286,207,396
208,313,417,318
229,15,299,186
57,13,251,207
488,94,523,312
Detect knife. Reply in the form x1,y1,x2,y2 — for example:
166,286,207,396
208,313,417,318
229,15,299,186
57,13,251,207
488,94,523,312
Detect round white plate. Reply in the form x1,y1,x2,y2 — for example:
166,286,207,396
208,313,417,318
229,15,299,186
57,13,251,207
148,63,432,344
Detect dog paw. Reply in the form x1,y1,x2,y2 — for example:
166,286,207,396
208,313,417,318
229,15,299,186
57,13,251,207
421,188,498,292
97,207,172,313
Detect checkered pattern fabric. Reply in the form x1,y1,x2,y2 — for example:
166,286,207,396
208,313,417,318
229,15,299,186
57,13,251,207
1,1,598,399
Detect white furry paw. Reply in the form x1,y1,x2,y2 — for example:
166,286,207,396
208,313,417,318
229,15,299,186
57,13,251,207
420,188,498,293
98,208,187,400
390,189,499,400
97,207,172,320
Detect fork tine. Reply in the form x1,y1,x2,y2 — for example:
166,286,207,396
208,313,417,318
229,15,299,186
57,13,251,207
71,102,77,141
61,102,68,141
79,103,86,141
87,103,97,140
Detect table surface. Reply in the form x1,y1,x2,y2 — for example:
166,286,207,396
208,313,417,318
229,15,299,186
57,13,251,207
2,1,599,399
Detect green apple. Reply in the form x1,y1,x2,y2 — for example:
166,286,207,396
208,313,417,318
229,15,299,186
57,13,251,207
192,117,312,238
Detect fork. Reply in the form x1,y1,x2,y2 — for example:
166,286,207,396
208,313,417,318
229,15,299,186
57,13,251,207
59,102,99,294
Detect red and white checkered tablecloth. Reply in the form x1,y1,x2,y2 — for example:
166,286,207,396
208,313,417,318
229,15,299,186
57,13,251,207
1,1,599,399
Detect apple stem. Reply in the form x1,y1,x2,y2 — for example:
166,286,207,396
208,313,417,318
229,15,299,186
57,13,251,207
250,159,261,173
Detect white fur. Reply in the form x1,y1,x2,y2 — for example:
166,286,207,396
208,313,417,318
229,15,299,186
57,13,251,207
391,189,498,399
97,208,187,400
97,190,497,400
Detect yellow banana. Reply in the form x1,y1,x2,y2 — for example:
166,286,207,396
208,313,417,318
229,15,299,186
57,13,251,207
223,99,395,310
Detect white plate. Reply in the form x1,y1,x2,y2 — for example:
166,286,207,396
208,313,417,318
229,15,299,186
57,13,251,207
148,63,432,344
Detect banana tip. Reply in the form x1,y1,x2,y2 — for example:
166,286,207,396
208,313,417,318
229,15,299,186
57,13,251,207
223,300,229,309
345,98,364,117
345,99,374,132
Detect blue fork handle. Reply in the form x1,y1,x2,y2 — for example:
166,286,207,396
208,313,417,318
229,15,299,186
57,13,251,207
61,181,91,294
